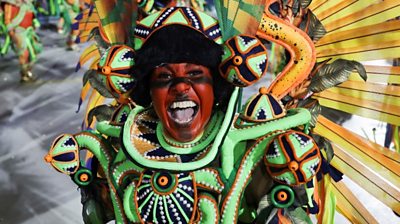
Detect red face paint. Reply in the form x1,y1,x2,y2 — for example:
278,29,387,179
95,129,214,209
150,63,214,142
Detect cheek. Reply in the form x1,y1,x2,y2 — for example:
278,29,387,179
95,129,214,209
150,87,168,99
150,88,168,114
196,84,214,110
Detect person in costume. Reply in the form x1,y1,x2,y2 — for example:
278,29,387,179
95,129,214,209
45,5,331,223
45,0,400,223
55,0,81,50
1,0,42,82
39,0,82,49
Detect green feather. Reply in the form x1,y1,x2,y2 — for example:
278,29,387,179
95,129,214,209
214,0,266,40
298,98,322,128
86,70,115,98
309,59,367,93
87,105,116,126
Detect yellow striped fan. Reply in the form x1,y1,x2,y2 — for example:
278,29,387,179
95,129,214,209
259,0,400,222
311,0,400,222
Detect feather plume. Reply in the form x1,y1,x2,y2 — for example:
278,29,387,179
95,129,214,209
87,105,116,126
309,59,366,93
214,0,267,39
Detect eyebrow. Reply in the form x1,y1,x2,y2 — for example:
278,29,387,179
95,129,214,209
154,63,202,73
154,64,173,73
185,64,201,69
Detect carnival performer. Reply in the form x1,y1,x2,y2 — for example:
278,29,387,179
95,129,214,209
1,0,42,82
54,0,81,50
45,4,330,222
45,0,400,223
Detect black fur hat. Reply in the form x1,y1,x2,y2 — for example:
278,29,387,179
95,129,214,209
134,25,223,76
132,25,233,108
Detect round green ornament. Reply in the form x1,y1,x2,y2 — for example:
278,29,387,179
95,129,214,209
270,185,295,208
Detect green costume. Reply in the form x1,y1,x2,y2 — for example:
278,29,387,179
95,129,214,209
0,0,42,81
46,6,330,223
45,0,400,223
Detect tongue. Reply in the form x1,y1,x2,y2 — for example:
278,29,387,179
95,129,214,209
172,108,195,122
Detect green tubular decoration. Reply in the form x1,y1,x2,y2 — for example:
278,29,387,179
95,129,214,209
32,32,43,54
96,121,122,137
111,160,143,185
0,13,11,55
161,197,174,223
110,189,127,224
48,0,58,16
194,168,224,193
0,34,10,55
73,132,128,223
170,194,190,222
152,195,162,221
270,185,295,208
0,12,4,29
26,27,39,62
197,193,219,224
221,108,312,178
220,134,280,224
123,182,141,222
74,132,115,174
122,87,240,171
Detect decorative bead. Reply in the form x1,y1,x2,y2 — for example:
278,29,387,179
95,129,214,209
219,35,268,87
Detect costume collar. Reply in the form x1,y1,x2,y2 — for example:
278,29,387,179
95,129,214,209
122,88,239,171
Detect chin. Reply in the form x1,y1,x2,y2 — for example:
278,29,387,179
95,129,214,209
166,118,203,142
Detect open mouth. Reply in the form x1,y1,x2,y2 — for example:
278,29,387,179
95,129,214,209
167,100,199,125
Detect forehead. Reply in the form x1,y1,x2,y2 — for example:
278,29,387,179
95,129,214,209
150,63,214,88
152,63,211,75
155,63,206,70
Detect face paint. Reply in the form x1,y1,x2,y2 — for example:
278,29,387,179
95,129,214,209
150,63,214,142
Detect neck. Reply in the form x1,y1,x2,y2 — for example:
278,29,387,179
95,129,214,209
156,111,224,154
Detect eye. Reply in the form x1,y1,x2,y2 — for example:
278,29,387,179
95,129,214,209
187,70,203,77
157,73,172,80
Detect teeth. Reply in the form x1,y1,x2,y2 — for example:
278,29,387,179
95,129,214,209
170,101,196,109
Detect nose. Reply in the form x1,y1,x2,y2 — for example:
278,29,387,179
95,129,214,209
173,81,191,94
171,78,191,94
